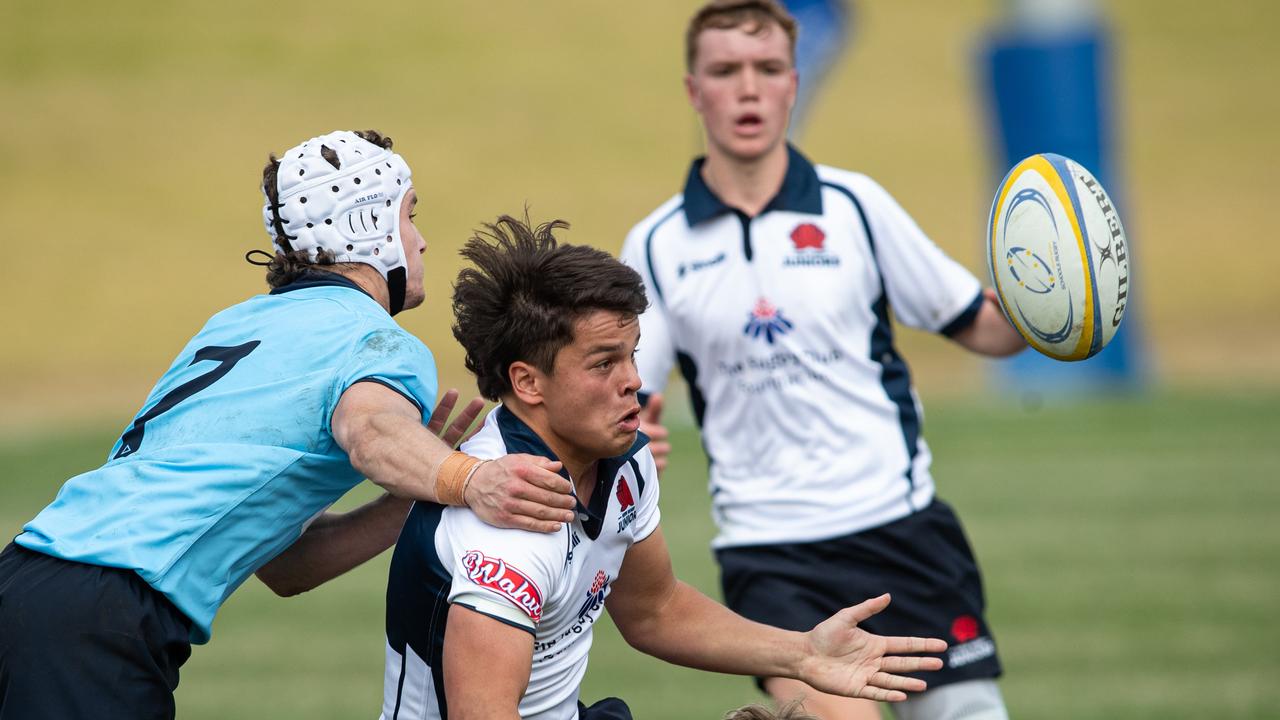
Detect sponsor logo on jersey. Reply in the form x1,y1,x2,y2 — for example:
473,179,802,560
677,251,726,278
785,223,840,267
576,570,611,620
460,550,544,622
743,297,794,345
616,478,637,533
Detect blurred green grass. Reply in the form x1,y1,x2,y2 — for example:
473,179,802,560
4,391,1278,718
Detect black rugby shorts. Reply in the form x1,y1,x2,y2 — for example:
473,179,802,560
578,696,633,719
716,499,1003,690
0,543,192,720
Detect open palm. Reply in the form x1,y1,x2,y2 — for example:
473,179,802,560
801,594,948,702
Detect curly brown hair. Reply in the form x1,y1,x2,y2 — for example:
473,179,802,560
723,700,819,720
257,130,395,288
452,214,648,401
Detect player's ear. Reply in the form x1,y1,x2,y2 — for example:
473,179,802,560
684,73,700,110
508,361,544,407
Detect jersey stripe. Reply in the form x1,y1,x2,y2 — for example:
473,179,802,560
939,291,985,338
386,501,452,719
822,181,921,507
675,351,708,433
643,204,684,305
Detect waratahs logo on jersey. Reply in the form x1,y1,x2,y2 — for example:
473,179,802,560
577,570,611,620
616,477,638,533
791,223,825,250
461,550,544,622
785,223,840,267
743,297,794,345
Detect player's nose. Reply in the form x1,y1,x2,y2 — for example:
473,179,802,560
621,361,642,395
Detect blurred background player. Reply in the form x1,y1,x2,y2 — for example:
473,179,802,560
381,215,946,720
782,0,852,139
0,130,575,720
622,2,1026,719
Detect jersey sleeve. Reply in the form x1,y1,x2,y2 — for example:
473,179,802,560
855,176,984,335
331,327,438,423
630,447,662,543
620,224,677,397
439,508,565,634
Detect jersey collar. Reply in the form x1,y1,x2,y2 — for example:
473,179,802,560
495,405,649,540
682,143,824,226
269,270,378,303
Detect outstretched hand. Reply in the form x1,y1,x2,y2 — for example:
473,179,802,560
638,393,670,475
801,594,947,702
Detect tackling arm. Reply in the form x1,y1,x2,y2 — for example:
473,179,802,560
605,528,947,702
332,382,576,531
443,604,533,720
256,389,477,595
256,492,411,597
256,389,574,596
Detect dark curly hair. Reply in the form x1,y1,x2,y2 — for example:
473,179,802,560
258,130,395,288
452,214,648,401
723,701,818,720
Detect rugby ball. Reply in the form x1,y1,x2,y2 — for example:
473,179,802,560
987,153,1130,361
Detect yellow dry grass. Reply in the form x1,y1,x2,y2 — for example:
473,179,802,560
1,1,1275,430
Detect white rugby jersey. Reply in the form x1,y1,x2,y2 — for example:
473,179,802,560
620,145,982,549
381,406,660,720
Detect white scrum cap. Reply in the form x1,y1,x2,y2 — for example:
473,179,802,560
263,130,414,312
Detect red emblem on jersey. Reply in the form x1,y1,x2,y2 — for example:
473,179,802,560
460,550,544,622
950,615,980,643
752,297,777,319
790,223,825,251
616,477,635,510
577,570,612,620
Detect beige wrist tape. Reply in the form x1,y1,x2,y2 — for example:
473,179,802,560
436,452,483,506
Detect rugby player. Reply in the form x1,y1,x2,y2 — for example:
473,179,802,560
621,2,1027,718
380,215,946,720
0,130,575,720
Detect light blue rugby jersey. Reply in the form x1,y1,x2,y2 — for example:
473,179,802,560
16,274,437,643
